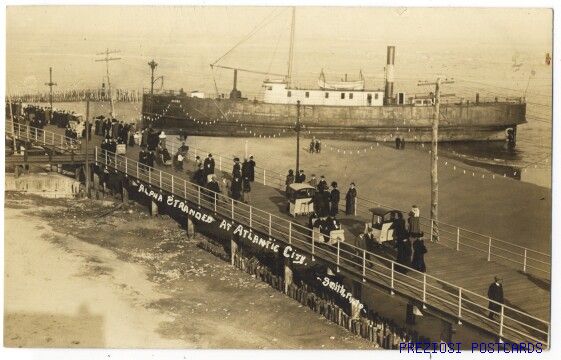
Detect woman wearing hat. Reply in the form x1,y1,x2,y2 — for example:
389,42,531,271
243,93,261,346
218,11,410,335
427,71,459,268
329,181,340,216
345,183,357,215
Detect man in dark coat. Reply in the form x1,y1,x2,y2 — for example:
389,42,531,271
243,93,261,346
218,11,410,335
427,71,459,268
109,138,117,154
241,159,251,202
315,139,321,153
233,157,241,178
148,129,160,151
179,128,187,142
285,169,294,196
317,175,328,191
206,175,221,204
138,146,148,166
296,169,306,183
204,154,215,177
94,117,101,135
345,183,357,215
146,150,155,168
206,175,220,192
111,119,119,139
412,237,427,273
192,164,206,186
101,137,111,154
487,277,504,320
392,212,409,273
329,181,340,216
248,155,256,182
117,121,125,143
231,174,242,201
314,188,331,218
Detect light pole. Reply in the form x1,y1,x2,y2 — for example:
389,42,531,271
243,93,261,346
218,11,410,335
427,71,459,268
295,100,301,174
148,59,158,95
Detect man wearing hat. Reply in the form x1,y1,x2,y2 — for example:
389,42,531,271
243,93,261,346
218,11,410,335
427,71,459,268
206,175,221,202
231,171,242,201
345,183,357,215
317,175,328,191
329,181,340,216
248,155,256,182
138,145,149,168
204,154,215,178
295,169,306,183
487,276,504,320
232,157,241,178
94,115,103,136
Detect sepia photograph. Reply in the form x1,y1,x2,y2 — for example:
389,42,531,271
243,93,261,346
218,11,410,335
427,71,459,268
2,1,556,357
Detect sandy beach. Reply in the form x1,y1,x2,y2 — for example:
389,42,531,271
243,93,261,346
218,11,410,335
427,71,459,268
4,194,378,349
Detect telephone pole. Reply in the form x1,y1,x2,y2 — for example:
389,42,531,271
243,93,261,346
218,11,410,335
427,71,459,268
85,97,91,197
44,67,57,109
294,100,302,175
417,77,454,242
96,49,121,118
148,59,158,95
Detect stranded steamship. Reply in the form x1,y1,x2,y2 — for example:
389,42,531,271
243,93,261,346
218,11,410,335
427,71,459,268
142,9,526,143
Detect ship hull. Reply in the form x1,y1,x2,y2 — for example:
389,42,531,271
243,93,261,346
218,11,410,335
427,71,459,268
142,94,526,142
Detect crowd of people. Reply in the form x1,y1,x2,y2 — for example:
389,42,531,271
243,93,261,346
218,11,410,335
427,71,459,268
217,156,256,203
284,168,357,240
285,170,357,216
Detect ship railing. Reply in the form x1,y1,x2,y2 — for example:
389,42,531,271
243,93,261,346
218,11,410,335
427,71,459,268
92,146,550,348
5,119,551,347
164,136,551,279
453,97,525,105
6,119,82,152
143,88,185,96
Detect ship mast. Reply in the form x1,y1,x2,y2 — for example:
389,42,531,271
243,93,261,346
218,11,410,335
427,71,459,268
286,7,296,87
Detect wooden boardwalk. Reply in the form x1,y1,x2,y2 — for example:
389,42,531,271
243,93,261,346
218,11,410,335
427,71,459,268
10,123,551,344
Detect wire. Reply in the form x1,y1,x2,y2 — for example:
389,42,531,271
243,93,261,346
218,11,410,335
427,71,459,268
211,7,284,66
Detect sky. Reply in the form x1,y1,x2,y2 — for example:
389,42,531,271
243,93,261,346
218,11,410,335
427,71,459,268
6,6,553,95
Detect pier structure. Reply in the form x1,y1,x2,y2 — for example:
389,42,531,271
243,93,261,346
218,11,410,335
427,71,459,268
5,119,550,347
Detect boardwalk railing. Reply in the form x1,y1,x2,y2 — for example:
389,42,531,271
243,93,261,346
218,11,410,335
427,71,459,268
7,120,81,152
93,146,549,347
7,120,551,347
165,136,551,278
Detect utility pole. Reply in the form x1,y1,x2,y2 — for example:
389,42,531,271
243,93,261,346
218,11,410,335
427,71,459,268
7,95,17,151
85,97,91,197
417,77,454,242
148,59,158,95
286,6,296,86
44,67,57,110
95,49,121,119
294,100,301,174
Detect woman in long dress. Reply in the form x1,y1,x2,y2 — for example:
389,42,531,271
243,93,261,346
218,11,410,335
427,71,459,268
412,238,427,273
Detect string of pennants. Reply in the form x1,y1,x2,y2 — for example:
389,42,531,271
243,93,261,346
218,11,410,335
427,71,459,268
321,137,549,180
175,102,294,139
141,103,172,122
136,103,549,180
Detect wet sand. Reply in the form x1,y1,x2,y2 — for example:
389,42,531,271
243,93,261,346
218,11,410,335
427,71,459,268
4,194,377,349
